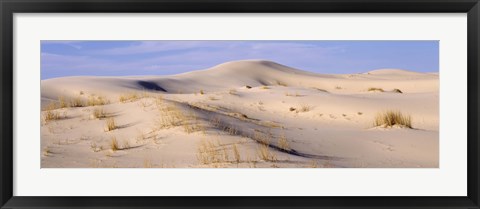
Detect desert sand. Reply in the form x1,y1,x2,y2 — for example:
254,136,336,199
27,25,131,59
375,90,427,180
40,60,439,168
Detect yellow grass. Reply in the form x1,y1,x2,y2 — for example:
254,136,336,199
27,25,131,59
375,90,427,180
257,144,276,162
232,143,241,163
42,110,60,123
70,96,85,107
92,108,107,119
58,96,68,108
110,136,119,151
87,95,109,106
105,118,117,131
374,110,412,128
119,92,140,103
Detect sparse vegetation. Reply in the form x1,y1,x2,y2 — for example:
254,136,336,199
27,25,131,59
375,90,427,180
298,104,312,112
260,86,270,89
232,143,241,163
335,86,342,90
110,136,119,151
119,92,140,103
70,96,85,107
368,87,384,92
257,144,276,162
105,118,117,131
278,133,290,151
58,96,68,108
92,108,107,119
90,142,103,152
199,89,205,95
374,110,412,128
197,138,226,165
42,110,61,123
245,85,252,89
357,112,363,115
393,88,403,93
87,95,109,106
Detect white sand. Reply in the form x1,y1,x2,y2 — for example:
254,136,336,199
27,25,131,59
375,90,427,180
40,60,438,168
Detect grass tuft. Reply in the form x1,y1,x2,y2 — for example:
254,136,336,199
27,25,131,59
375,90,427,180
374,110,412,128
110,136,119,151
105,118,117,131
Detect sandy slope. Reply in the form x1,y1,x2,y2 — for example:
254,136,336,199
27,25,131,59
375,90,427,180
40,60,439,168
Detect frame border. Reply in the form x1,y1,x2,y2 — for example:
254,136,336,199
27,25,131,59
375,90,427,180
1,0,479,208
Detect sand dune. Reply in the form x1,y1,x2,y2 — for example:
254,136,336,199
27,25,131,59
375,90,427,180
40,60,438,168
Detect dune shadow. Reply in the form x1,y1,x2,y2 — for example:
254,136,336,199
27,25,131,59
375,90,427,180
116,121,141,129
137,81,167,92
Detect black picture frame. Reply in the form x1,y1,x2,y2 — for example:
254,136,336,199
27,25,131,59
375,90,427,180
1,0,479,208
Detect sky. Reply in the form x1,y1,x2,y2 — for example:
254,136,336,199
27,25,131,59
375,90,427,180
41,41,439,80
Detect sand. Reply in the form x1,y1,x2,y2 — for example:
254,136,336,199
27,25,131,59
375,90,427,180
40,60,439,168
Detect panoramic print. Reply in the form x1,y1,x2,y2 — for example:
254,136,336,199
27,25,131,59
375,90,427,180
40,41,439,168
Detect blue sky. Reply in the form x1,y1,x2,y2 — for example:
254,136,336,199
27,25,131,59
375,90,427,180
41,41,439,80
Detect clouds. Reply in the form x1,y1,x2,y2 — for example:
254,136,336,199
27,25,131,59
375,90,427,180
40,40,438,79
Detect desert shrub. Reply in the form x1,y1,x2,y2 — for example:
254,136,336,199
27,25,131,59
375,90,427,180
393,88,403,93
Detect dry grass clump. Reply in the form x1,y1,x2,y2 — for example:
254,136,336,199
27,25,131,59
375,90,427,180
87,95,109,106
42,110,61,123
92,108,108,119
58,96,69,108
392,88,403,93
260,86,270,89
374,110,412,128
197,138,223,165
156,105,186,129
43,101,58,111
199,89,205,95
104,118,117,131
278,133,290,151
119,92,140,103
109,136,131,151
257,144,277,162
368,87,384,92
90,142,103,152
110,136,119,151
298,104,312,112
70,96,85,107
232,143,241,163
252,129,272,145
156,105,204,134
335,86,342,90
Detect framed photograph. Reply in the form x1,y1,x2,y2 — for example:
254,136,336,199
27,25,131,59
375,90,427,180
1,0,479,208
